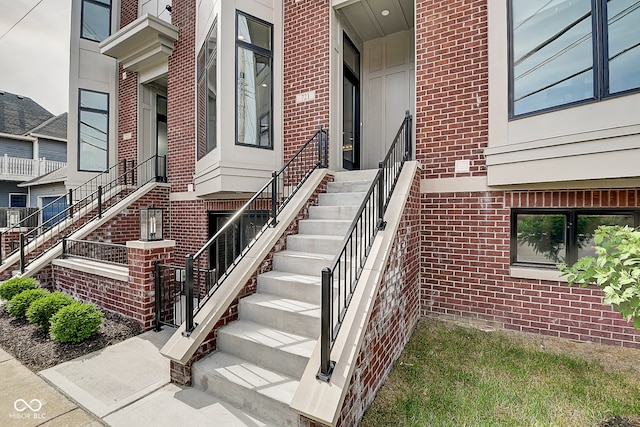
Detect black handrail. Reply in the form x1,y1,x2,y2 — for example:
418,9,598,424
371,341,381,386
12,155,166,273
182,127,329,335
317,111,412,381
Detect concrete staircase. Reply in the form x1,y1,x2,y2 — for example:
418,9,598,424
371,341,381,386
191,170,377,426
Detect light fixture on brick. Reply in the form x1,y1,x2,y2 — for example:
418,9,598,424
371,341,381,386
140,205,163,241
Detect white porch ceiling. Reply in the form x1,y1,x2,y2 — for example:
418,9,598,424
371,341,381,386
336,0,414,42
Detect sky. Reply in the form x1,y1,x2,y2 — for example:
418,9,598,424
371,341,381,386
0,0,72,116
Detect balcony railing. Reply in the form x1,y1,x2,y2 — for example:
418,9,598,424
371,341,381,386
0,155,66,180
62,238,129,266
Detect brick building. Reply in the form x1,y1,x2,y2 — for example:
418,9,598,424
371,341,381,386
20,0,640,425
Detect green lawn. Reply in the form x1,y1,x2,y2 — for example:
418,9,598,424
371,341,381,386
361,319,640,427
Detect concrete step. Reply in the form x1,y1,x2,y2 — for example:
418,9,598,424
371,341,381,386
217,320,315,378
272,250,334,276
286,234,344,255
318,191,366,206
332,169,378,182
298,219,352,236
308,205,359,220
257,271,321,304
327,179,372,193
192,351,300,427
239,293,320,337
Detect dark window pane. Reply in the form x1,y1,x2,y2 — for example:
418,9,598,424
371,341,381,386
197,21,217,159
79,90,108,172
10,194,27,208
607,0,640,94
576,214,634,258
237,47,271,147
237,14,271,50
82,1,111,42
516,213,567,264
512,0,593,115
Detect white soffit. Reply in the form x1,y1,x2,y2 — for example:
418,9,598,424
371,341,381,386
99,14,179,74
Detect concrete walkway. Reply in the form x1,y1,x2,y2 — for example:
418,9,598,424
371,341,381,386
4,327,275,427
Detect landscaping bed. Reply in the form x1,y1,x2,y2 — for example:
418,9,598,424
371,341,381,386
0,302,141,372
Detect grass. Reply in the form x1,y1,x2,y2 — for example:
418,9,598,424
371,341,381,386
361,319,640,427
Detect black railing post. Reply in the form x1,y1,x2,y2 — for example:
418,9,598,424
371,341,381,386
183,255,195,336
62,236,67,258
317,267,334,381
130,160,136,185
317,125,323,168
19,233,25,273
377,164,386,230
122,158,128,185
68,189,74,219
154,261,162,332
405,110,412,161
271,171,278,227
97,186,103,218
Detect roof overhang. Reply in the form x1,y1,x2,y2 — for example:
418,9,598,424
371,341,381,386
99,14,178,79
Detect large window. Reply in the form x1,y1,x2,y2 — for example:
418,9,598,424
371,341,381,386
236,12,273,148
197,21,218,159
81,0,111,42
78,89,109,172
511,209,639,267
510,0,640,117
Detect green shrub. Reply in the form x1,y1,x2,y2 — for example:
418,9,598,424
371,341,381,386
26,292,75,332
49,302,103,344
0,277,39,301
7,289,50,318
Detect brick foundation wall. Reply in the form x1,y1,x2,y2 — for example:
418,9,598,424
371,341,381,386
170,174,332,385
422,189,640,349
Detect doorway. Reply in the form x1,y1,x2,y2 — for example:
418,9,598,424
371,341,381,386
342,34,360,170
156,95,167,178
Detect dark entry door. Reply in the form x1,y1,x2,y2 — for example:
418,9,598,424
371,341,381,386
343,35,360,170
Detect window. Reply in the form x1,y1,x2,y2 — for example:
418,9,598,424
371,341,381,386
511,209,639,267
509,0,640,117
197,21,218,159
81,0,111,42
236,12,273,148
78,89,109,172
9,194,27,208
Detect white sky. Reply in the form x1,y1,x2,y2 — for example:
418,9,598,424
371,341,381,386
0,0,71,116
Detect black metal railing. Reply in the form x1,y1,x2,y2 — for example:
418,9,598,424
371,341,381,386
62,238,129,266
317,111,412,381
5,155,166,272
182,126,329,335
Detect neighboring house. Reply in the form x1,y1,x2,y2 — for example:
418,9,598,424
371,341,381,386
24,0,638,425
18,166,68,227
0,91,67,224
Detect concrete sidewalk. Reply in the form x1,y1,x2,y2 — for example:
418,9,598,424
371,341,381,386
0,347,103,427
34,328,274,427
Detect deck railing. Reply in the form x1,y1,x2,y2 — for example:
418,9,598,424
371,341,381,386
317,111,412,380
0,155,65,179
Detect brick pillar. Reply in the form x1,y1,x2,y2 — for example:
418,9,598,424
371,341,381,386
126,239,176,330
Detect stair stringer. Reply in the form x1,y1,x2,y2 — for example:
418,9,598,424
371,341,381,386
290,161,421,426
160,169,331,367
16,181,169,278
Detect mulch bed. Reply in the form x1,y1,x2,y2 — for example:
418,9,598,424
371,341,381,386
0,305,141,372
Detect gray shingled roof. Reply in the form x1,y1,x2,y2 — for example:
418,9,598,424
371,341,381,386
0,90,53,136
19,165,67,187
30,113,67,140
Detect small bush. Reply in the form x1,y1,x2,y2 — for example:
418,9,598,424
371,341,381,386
49,302,103,344
7,289,50,318
26,292,75,332
0,277,39,301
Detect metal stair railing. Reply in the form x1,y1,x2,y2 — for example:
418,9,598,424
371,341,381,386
180,126,328,335
317,111,412,381
3,155,167,273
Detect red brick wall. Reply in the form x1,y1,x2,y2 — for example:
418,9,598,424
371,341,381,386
422,189,640,349
117,0,140,164
283,0,330,162
414,0,488,177
166,0,196,192
86,186,170,244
